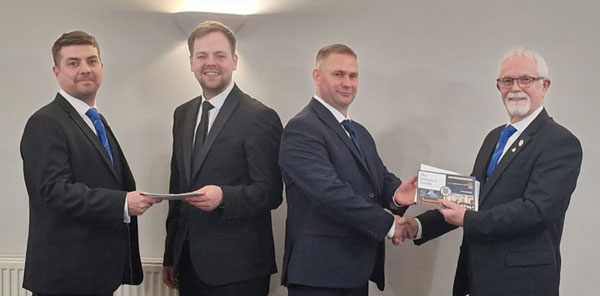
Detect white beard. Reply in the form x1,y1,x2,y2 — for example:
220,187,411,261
504,92,531,118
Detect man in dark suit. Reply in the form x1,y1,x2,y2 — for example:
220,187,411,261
279,44,417,296
20,31,160,296
396,47,583,296
161,21,283,296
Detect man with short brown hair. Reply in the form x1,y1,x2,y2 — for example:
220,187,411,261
162,21,283,296
279,43,416,296
21,30,159,296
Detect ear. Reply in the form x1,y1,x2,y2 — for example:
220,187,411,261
312,68,320,85
189,55,193,72
52,65,60,78
232,53,238,71
542,78,551,92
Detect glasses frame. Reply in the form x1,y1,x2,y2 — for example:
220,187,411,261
496,76,545,89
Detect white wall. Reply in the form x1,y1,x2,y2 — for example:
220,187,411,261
1,1,598,295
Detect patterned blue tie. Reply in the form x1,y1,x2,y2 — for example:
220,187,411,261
486,125,517,177
341,119,363,157
85,108,114,164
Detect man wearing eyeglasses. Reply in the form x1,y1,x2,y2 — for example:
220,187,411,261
395,47,582,296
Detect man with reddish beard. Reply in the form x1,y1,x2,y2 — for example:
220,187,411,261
162,21,283,296
396,47,583,296
279,44,417,296
20,31,159,295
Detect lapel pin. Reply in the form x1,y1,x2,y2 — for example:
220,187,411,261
511,147,516,152
518,139,524,147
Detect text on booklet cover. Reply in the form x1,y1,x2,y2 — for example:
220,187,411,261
416,170,479,211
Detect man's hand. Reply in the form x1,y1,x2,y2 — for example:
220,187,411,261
394,175,418,206
127,191,161,216
184,185,223,211
439,200,466,226
391,215,419,245
162,265,179,289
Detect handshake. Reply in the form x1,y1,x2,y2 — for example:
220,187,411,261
391,215,418,245
390,175,418,245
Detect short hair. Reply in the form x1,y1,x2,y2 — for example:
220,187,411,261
499,47,549,78
52,31,100,66
315,44,357,68
187,21,236,56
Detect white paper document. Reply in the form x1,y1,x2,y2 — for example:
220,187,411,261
140,191,198,200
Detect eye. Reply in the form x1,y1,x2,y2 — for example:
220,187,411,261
333,72,342,77
518,76,534,83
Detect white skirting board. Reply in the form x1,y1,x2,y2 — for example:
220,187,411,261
0,255,176,296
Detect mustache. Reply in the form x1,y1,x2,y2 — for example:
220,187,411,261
506,92,529,100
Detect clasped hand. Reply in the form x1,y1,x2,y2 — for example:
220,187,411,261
391,215,418,245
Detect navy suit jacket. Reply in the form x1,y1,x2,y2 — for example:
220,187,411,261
416,109,582,296
20,94,142,294
163,85,283,285
279,98,406,290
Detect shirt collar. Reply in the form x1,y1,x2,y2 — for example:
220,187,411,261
313,95,350,123
59,89,97,116
202,81,235,109
507,105,544,132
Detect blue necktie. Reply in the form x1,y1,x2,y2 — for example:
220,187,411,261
486,125,517,177
85,108,114,164
341,119,363,157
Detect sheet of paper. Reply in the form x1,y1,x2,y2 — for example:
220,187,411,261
420,164,459,175
140,191,199,200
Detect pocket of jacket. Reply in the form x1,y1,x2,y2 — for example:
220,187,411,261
505,250,555,267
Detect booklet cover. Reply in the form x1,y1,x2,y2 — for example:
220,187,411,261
415,165,479,211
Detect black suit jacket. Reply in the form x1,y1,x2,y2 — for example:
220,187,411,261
20,94,143,294
416,109,582,296
279,98,406,291
163,84,283,285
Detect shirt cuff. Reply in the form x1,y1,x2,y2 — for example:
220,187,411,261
392,186,403,207
414,217,423,240
123,197,130,223
386,212,395,238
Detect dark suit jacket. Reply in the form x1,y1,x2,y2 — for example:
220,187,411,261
279,98,407,291
415,109,582,296
163,84,283,285
20,94,143,294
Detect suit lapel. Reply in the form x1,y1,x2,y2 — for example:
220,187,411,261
479,109,550,206
190,86,241,181
55,95,121,181
473,126,503,182
181,97,202,185
309,99,376,186
356,126,381,193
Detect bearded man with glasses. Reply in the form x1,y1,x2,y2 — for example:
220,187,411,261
395,47,583,296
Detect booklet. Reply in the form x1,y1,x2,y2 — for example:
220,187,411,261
415,164,479,211
140,191,199,200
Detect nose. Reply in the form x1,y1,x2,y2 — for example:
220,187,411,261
79,62,91,74
205,55,217,65
341,76,352,87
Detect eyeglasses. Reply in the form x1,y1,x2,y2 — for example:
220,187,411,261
496,76,544,89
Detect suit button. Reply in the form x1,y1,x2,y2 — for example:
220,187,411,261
368,193,375,199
